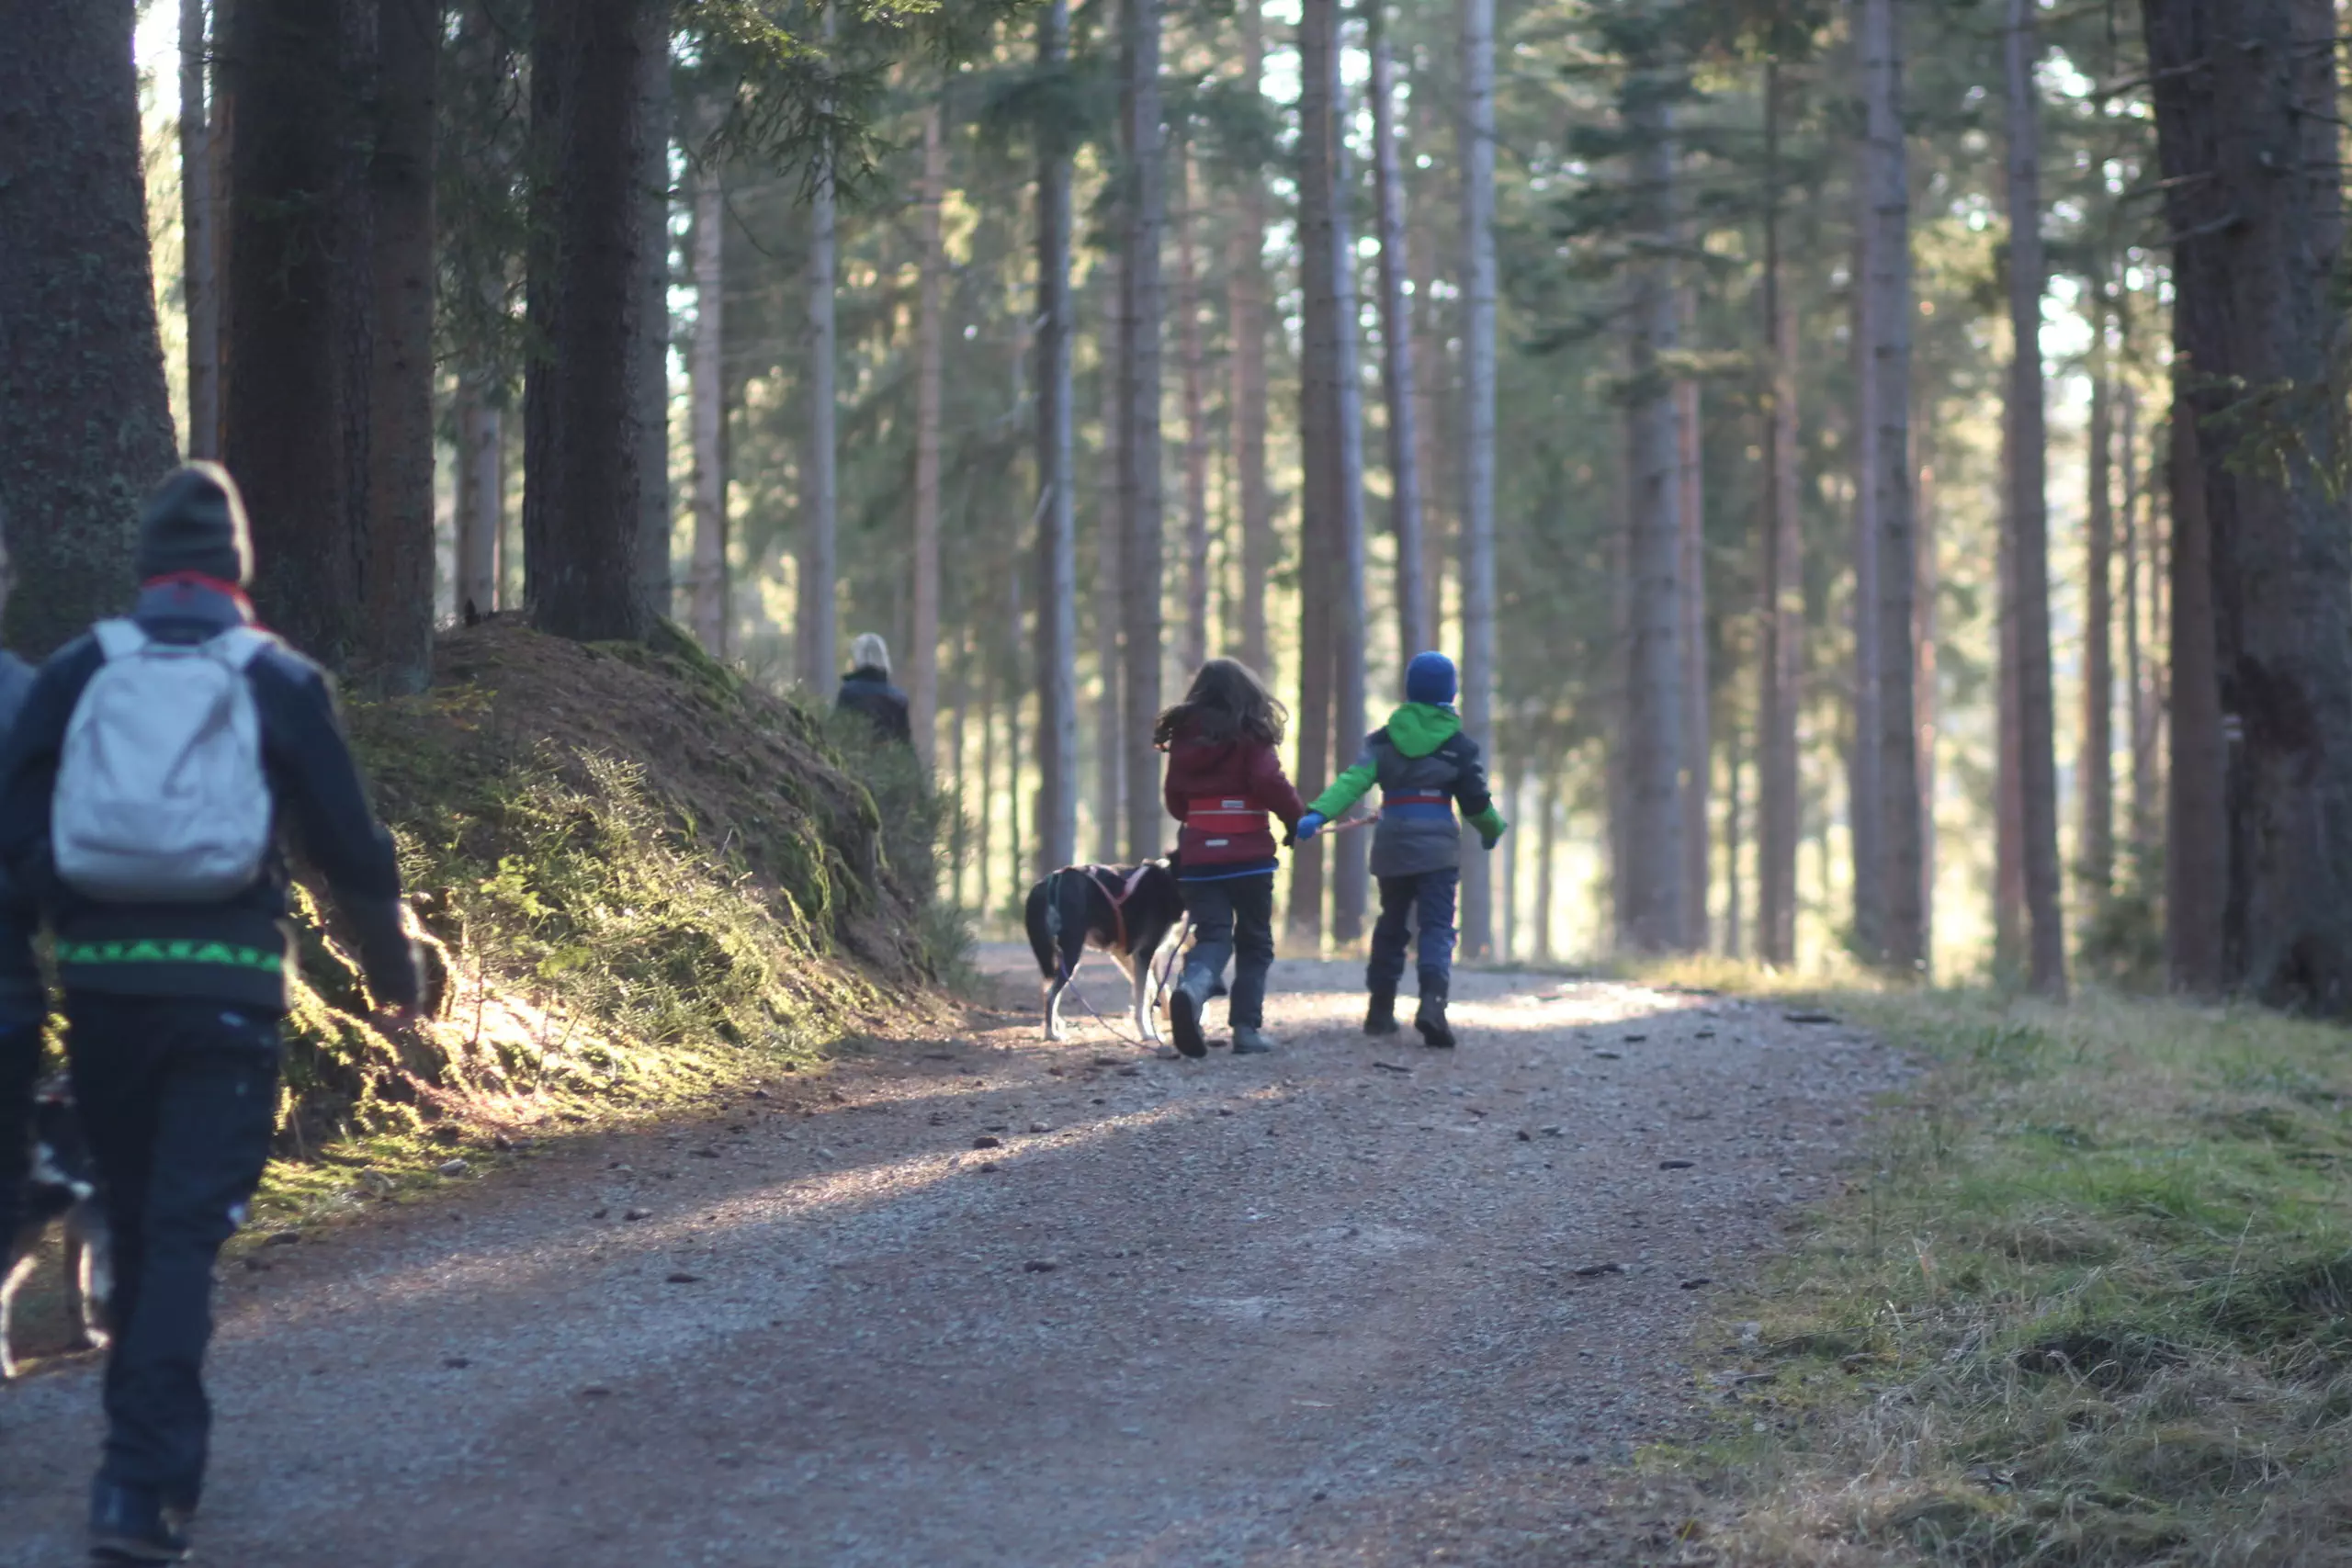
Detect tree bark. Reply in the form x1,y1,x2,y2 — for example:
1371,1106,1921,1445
2165,400,2226,992
1676,288,1707,951
1457,0,1499,956
688,130,728,654
1996,397,2026,970
359,0,437,694
456,381,503,619
1174,152,1212,673
2120,385,2158,860
1846,250,1883,968
220,0,365,665
1093,253,1126,864
799,5,840,691
1118,0,1165,863
1227,0,1272,681
524,0,656,644
1369,3,1430,662
2144,0,2352,1010
1861,0,1923,976
633,18,673,619
2003,0,2066,998
1035,4,1080,875
1533,761,1559,964
914,101,949,765
2080,355,2116,908
181,0,220,460
1619,74,1686,955
0,0,178,655
1754,59,1801,967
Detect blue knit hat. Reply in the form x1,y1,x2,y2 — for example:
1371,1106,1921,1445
1406,650,1457,705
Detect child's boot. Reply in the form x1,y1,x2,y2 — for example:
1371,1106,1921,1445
1170,969,1211,1058
1414,968,1454,1049
1363,985,1399,1036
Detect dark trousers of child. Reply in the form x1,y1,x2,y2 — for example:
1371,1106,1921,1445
1368,869,1460,996
65,995,281,1513
1180,874,1275,1028
0,1016,36,1254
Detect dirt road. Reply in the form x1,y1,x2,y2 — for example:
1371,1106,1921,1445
1,952,1898,1566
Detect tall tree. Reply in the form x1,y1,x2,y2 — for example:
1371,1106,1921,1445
455,381,503,619
1754,58,1802,967
2144,0,2352,1008
360,0,439,694
1093,254,1126,863
688,123,728,652
1457,0,1499,955
1174,153,1212,672
1227,0,1272,679
634,22,673,618
222,0,365,664
0,0,178,656
2080,340,2116,909
1034,4,1080,874
1676,288,1707,949
1845,227,1883,966
2164,400,2224,992
1860,0,1922,974
1369,1,1431,661
914,101,949,764
524,0,659,644
1117,0,1166,863
181,0,220,460
2001,0,2065,997
800,5,841,690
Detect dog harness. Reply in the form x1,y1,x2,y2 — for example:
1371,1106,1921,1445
1381,789,1454,820
1185,795,1268,849
1083,863,1159,964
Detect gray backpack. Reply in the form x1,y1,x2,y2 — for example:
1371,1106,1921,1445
52,621,277,902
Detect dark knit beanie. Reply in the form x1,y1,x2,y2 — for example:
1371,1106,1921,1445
138,462,254,586
1406,650,1458,705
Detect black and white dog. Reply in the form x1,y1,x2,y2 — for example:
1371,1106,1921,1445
3,1081,111,1380
1024,861,1186,1043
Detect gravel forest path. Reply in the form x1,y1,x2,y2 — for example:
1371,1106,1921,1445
0,951,1899,1567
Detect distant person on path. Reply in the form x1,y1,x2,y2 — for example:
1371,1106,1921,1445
0,523,51,1330
834,632,912,747
1295,651,1507,1049
0,464,422,1565
1157,658,1306,1058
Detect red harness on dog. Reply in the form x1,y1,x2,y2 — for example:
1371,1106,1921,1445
1086,863,1159,956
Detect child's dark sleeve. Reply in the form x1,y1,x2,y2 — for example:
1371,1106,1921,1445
1450,734,1509,841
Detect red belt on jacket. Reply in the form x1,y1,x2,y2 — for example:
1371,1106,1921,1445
1186,796,1270,838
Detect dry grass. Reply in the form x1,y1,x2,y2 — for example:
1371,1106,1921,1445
1630,976,2352,1566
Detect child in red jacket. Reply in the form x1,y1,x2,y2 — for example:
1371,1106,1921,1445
1156,659,1306,1057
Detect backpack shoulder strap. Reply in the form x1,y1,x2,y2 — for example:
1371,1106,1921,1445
92,620,147,661
205,626,277,673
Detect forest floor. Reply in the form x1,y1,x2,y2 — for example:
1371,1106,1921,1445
0,947,1900,1567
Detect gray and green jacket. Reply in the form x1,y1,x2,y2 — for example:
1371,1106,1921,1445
1307,703,1508,878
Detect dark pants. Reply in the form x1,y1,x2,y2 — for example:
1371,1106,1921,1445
66,996,281,1508
1181,874,1276,1029
0,1017,39,1250
1369,869,1461,993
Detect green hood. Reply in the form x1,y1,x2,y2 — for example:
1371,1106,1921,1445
1385,702,1461,759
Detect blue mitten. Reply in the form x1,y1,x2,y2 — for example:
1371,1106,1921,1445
1295,811,1328,841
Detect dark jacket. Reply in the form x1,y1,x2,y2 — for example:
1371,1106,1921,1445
0,581,420,1014
0,650,40,1022
1306,703,1506,878
835,666,912,746
1160,722,1306,880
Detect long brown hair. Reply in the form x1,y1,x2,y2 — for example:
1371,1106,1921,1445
1154,658,1287,749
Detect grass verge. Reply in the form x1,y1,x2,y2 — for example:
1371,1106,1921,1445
1637,972,2352,1566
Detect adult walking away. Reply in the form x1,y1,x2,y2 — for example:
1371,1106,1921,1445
1297,652,1507,1048
834,632,913,746
1157,658,1306,1057
0,464,421,1565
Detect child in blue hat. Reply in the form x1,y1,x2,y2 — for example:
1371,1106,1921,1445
1296,651,1506,1047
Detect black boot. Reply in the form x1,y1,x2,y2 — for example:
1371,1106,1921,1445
89,1479,192,1563
1414,969,1455,1050
1363,985,1399,1036
1169,970,1210,1058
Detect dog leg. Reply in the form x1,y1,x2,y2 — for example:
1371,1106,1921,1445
1132,960,1158,1043
0,1248,28,1381
75,1214,112,1348
1043,974,1070,1043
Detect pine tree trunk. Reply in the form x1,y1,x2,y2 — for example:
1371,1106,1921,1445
1533,762,1559,964
1174,153,1212,673
1676,288,1707,951
1007,562,1026,886
359,0,437,695
1457,0,1499,956
1035,7,1080,874
688,132,728,653
1227,0,1272,681
181,0,220,460
1755,60,1802,966
2120,385,2157,860
1916,429,1939,953
1499,749,1522,960
2165,400,2226,991
1846,256,1884,972
800,6,840,692
1862,0,1923,976
633,21,673,619
221,0,365,664
1996,398,2026,971
1093,254,1127,863
456,382,502,618
2145,0,2352,1009
1118,0,1165,863
1620,77,1686,954
1369,3,1430,661
2003,0,2067,998
1408,68,1453,640
1724,715,1744,957
914,102,949,765
2081,359,2116,908
0,0,178,655
524,0,656,644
